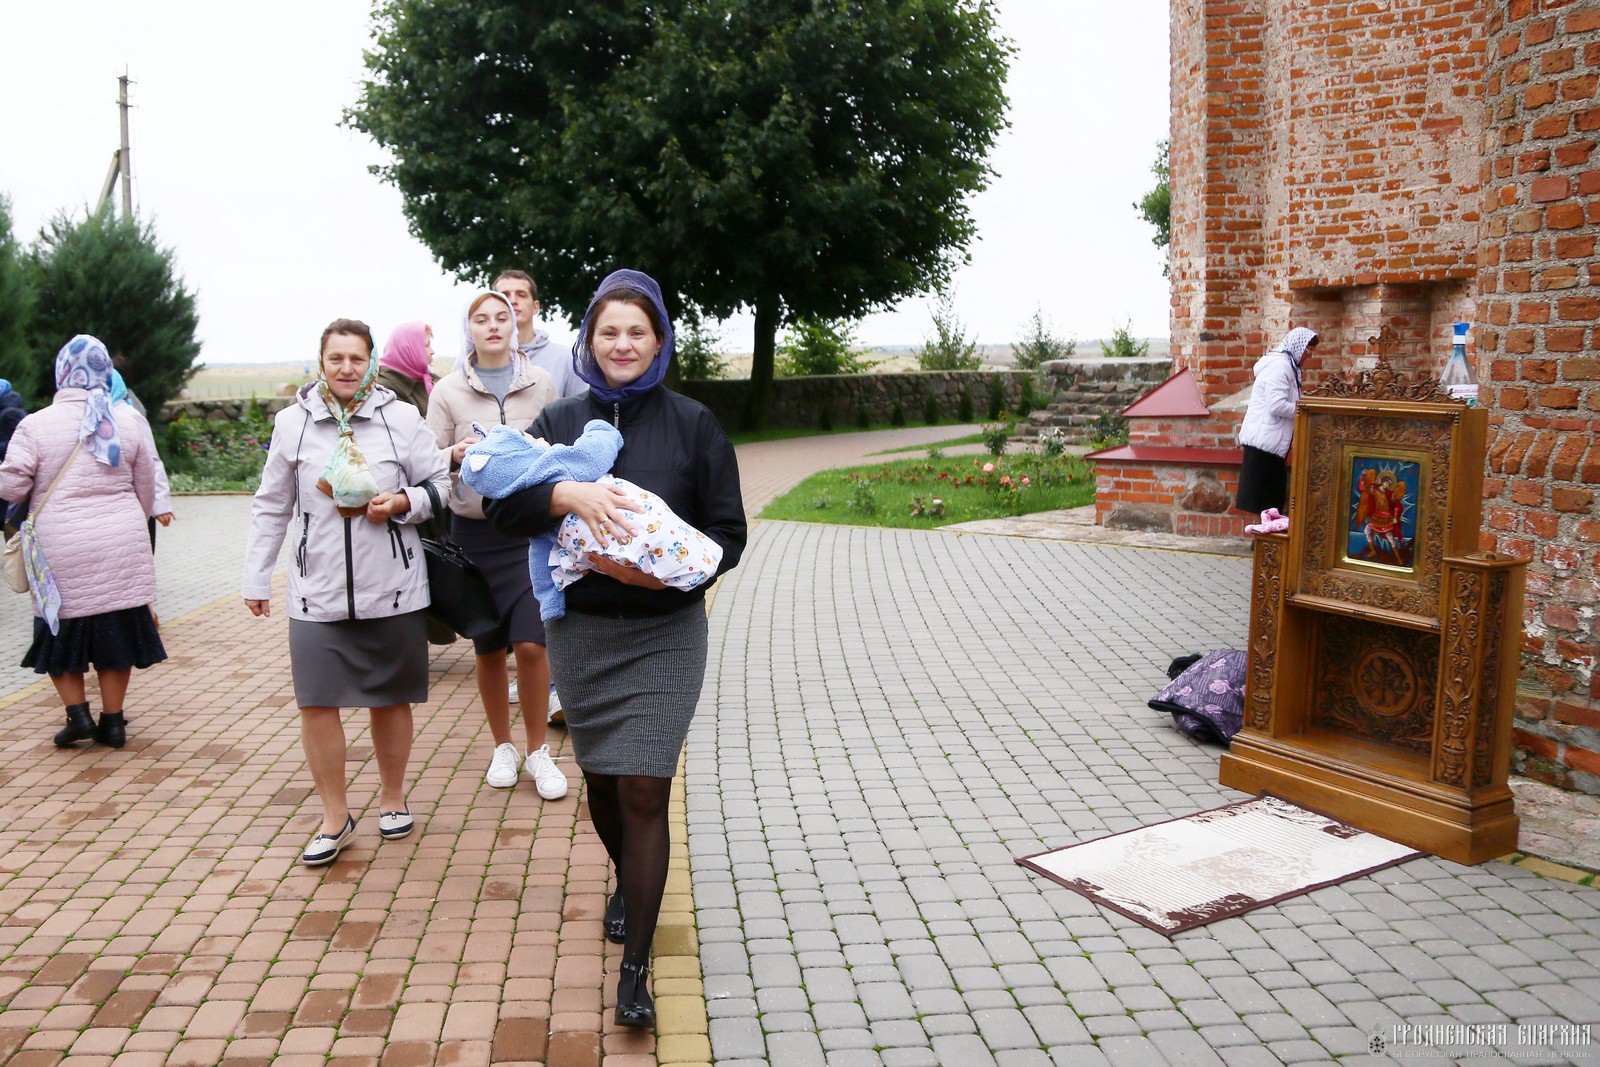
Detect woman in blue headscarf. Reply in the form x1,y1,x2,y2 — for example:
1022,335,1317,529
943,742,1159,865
0,336,166,749
484,270,747,1029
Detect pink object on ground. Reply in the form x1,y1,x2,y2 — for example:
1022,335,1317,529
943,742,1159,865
1244,508,1290,535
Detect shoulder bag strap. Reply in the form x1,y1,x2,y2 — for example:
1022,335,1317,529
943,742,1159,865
30,442,84,521
418,479,448,543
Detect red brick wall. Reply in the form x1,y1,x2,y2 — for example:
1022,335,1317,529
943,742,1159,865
1476,0,1600,792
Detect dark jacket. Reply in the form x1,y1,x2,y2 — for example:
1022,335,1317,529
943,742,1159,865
484,386,747,617
375,366,429,417
0,390,24,463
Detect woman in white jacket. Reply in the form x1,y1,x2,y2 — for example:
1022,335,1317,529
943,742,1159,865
243,318,450,866
1236,327,1318,515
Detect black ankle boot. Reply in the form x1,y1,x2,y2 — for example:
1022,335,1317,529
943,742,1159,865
96,711,126,749
53,703,95,747
614,961,654,1028
604,890,626,944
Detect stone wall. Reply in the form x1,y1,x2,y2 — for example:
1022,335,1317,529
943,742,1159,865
160,368,1156,436
1476,0,1600,793
678,370,1037,431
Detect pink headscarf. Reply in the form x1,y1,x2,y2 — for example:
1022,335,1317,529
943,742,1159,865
380,321,434,394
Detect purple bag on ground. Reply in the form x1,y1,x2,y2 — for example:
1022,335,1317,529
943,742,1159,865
1149,649,1246,746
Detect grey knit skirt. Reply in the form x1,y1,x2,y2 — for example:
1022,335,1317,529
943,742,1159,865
288,611,428,708
544,604,709,778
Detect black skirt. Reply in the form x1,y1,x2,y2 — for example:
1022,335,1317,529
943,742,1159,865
1236,444,1289,515
23,605,167,677
452,516,546,654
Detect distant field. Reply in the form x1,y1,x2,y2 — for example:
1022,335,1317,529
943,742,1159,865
182,339,1169,398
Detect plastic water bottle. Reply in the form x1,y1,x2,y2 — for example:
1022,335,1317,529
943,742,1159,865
1440,322,1477,405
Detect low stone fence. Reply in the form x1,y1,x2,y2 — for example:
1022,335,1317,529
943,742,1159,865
158,360,1170,432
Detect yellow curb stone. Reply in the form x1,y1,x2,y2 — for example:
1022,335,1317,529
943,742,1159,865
653,994,709,1035
1513,855,1595,883
656,1032,713,1064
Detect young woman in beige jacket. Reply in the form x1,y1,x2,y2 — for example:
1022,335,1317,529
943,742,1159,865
426,291,567,799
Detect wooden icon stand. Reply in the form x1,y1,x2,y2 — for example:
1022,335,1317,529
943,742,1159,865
1219,334,1526,864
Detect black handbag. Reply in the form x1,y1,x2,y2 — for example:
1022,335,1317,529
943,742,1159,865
417,481,499,639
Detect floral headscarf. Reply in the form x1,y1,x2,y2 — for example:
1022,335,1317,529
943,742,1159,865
54,335,121,467
571,269,675,404
1271,327,1319,387
457,291,521,372
381,321,434,394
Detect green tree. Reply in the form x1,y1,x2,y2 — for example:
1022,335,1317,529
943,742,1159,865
775,317,866,377
673,317,729,381
348,0,1012,428
1010,306,1073,370
0,196,37,401
1134,139,1170,273
1100,321,1150,359
27,208,200,411
916,292,981,371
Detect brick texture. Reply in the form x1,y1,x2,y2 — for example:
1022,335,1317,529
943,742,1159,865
1479,1,1600,790
1143,0,1600,791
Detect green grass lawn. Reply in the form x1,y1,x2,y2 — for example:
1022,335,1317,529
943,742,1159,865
760,451,1096,528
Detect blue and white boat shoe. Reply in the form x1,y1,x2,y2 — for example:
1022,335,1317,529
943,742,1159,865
302,815,356,867
378,810,414,841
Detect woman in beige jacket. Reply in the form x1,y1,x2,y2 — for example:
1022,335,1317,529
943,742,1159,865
426,291,567,799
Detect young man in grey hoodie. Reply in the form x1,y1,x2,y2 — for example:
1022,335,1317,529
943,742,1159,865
494,270,585,399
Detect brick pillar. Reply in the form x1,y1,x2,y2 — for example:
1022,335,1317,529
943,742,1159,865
1477,0,1600,793
1170,0,1268,406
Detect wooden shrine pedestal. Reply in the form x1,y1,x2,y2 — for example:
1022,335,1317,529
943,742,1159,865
1219,351,1526,865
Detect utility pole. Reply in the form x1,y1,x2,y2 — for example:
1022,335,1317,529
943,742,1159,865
118,72,133,218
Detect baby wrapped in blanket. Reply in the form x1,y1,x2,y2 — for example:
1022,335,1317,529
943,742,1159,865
460,420,723,620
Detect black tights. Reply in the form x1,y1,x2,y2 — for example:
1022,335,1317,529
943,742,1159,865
584,771,672,968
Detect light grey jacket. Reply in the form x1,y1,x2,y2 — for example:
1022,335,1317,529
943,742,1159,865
243,383,449,622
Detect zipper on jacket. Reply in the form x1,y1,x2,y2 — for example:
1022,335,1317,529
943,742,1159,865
343,516,357,620
296,514,310,576
386,520,411,569
613,402,621,428
496,396,508,425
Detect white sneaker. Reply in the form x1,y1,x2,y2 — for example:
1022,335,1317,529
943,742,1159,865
486,742,522,788
508,679,519,704
525,745,569,800
548,687,565,727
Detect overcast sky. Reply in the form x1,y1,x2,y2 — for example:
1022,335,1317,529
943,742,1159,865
1,1,1171,364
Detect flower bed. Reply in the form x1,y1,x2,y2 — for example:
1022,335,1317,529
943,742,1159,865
162,404,272,493
759,451,1096,528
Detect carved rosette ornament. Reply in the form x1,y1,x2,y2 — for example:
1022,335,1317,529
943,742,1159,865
1311,617,1437,756
1246,539,1283,732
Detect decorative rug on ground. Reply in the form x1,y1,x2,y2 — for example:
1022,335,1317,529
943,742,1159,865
1016,794,1424,936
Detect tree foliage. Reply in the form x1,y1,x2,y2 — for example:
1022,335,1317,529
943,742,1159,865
0,196,37,401
1100,321,1150,359
1134,139,1170,272
1010,306,1073,370
348,0,1012,427
775,317,867,377
916,292,980,371
672,316,729,382
27,208,201,411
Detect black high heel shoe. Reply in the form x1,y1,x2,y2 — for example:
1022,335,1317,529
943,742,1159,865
614,961,654,1028
604,891,626,944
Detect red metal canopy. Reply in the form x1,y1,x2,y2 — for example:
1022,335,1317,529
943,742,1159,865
1119,370,1211,418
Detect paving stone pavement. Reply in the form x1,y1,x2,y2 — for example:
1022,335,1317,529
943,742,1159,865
689,520,1600,1067
1,425,1598,1067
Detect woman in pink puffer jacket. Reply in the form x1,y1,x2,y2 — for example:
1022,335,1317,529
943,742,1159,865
0,335,167,750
